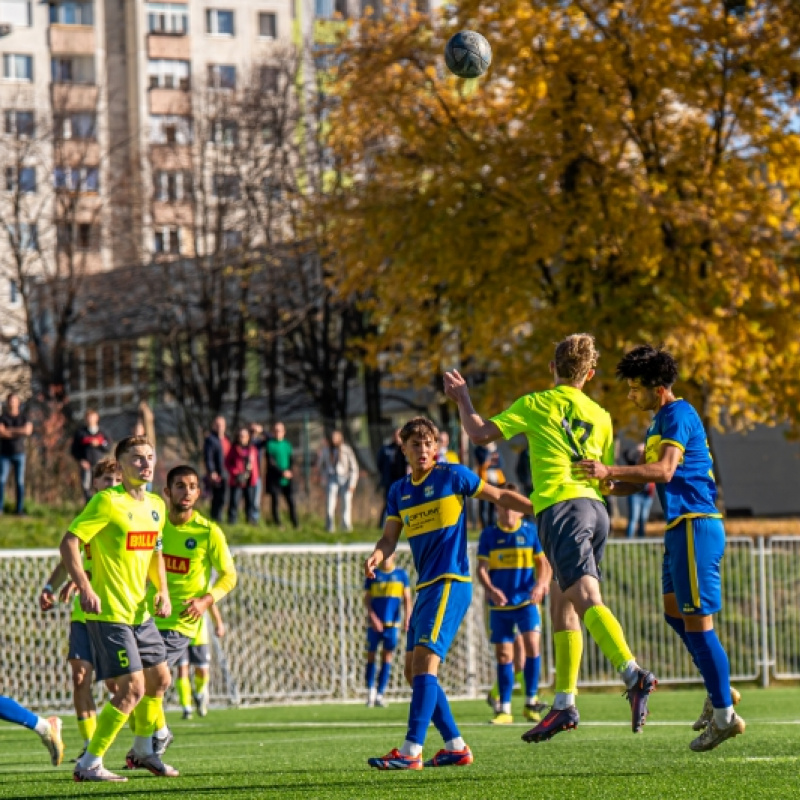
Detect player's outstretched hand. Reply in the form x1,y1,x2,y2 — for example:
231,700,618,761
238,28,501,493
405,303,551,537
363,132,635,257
215,621,226,638
574,459,611,481
80,587,102,615
443,370,470,404
39,587,56,612
154,592,172,619
364,551,382,579
181,596,212,622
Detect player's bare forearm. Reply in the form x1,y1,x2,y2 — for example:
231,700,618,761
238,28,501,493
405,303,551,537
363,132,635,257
44,560,69,592
479,484,534,516
534,554,553,591
209,602,223,627
59,534,90,592
476,561,493,593
365,519,402,577
578,445,681,485
148,550,165,593
443,370,503,445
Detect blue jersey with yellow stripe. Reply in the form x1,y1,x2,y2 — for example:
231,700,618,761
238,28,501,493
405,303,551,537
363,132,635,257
477,520,543,609
363,567,410,627
386,463,483,589
645,399,720,527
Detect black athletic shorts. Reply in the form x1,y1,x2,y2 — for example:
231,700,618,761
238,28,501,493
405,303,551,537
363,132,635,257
159,629,192,669
68,621,95,665
536,498,609,591
87,618,167,681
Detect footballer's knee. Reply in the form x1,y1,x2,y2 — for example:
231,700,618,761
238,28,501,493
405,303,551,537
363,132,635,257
144,662,171,695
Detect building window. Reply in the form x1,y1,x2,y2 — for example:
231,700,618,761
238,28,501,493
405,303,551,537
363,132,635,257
206,8,234,35
258,11,276,38
55,111,96,140
48,1,94,25
53,166,99,192
154,227,180,254
51,56,95,84
9,279,18,304
259,66,278,92
0,0,31,26
209,118,238,145
150,115,193,144
153,170,192,201
212,173,240,200
3,54,33,82
146,2,188,33
5,166,36,193
207,64,236,89
148,59,190,90
57,222,95,249
7,223,37,250
315,0,345,17
222,229,242,250
4,110,35,137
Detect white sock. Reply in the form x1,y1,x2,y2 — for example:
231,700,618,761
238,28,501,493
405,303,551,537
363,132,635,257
620,659,641,689
368,687,377,703
33,717,50,736
133,735,154,756
376,694,384,703
445,737,466,751
155,725,170,740
182,705,192,713
526,696,537,706
713,706,735,728
399,740,423,757
500,702,511,714
78,750,101,770
553,692,575,710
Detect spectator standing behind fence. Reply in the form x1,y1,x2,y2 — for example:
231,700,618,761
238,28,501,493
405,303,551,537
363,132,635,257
475,441,506,529
319,430,359,533
623,443,655,539
225,426,260,525
249,423,266,524
203,416,229,523
265,421,298,529
0,393,33,515
70,410,110,502
376,429,406,528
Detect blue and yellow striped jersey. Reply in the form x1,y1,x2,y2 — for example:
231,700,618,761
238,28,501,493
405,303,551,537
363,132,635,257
645,399,720,527
477,520,543,609
363,567,410,627
386,463,484,589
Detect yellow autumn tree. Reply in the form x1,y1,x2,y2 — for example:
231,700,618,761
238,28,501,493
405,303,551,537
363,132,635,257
324,0,800,436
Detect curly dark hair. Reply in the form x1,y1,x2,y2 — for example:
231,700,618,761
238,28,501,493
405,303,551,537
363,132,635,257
615,345,679,388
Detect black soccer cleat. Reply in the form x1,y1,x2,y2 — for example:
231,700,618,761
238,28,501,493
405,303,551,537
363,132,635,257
625,669,658,733
521,705,580,743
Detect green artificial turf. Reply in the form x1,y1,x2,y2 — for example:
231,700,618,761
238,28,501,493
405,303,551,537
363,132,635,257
0,688,796,799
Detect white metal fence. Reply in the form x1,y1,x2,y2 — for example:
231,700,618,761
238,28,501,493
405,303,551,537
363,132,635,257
0,537,791,711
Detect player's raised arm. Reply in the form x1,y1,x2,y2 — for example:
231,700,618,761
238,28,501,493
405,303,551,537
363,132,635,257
477,482,534,516
443,370,503,445
365,518,403,579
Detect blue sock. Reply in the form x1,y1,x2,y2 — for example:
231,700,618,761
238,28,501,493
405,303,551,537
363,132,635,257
497,662,514,705
365,662,376,690
377,662,391,695
664,614,701,672
0,696,38,730
524,656,541,698
406,674,438,745
431,684,460,742
686,630,732,709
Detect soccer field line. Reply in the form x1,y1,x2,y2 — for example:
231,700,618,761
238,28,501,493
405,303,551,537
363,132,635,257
233,719,800,729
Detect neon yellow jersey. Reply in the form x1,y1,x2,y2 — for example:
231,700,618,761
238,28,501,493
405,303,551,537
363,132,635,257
147,511,236,639
70,543,92,624
491,385,614,516
69,485,166,625
192,614,210,646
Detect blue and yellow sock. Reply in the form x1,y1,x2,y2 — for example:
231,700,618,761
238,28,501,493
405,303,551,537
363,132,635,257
524,656,541,700
431,684,460,743
365,662,376,690
497,662,514,705
377,663,391,695
686,630,732,709
405,674,438,746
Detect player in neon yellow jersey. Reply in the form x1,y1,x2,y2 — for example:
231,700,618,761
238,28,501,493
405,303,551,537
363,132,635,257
125,464,236,765
445,333,657,743
61,435,174,782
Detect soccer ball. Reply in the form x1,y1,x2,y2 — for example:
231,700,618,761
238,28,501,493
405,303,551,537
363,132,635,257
444,30,492,79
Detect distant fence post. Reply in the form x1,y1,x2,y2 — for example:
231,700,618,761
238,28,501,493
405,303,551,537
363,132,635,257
757,536,770,688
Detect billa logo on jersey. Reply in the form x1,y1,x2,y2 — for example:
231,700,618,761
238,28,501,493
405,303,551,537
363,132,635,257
126,531,158,550
164,555,191,574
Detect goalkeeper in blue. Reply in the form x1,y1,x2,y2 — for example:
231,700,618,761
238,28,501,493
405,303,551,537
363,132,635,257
364,553,411,708
477,485,552,725
364,417,534,770
577,345,744,752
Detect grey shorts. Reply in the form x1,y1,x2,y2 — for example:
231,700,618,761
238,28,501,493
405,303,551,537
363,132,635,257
87,618,167,681
536,498,609,591
160,629,192,669
68,621,95,665
179,644,210,668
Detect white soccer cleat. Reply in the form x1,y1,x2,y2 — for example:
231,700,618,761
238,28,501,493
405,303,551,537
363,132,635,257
126,750,180,777
39,716,64,767
73,764,128,782
692,687,742,731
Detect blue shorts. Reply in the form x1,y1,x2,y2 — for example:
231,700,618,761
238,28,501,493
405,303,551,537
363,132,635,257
405,579,472,660
366,626,400,653
489,604,541,644
662,516,725,616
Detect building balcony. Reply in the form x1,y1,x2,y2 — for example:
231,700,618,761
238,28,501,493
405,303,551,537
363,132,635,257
150,145,192,171
147,33,190,60
51,83,98,110
54,194,103,222
152,200,194,227
53,140,100,167
49,24,96,54
149,88,191,116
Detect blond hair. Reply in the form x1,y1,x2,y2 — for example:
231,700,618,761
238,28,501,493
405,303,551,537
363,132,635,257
554,334,599,382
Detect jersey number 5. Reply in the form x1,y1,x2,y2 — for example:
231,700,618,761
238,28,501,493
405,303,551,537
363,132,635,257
561,418,594,462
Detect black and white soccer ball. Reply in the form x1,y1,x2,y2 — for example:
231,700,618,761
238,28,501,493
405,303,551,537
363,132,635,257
444,30,492,79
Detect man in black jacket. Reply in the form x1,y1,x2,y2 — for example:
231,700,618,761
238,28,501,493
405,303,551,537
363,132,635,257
203,416,229,522
70,410,110,501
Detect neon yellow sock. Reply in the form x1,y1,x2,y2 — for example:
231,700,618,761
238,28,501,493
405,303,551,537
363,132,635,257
176,676,192,708
133,695,162,737
128,711,136,732
155,705,167,732
87,704,129,758
194,673,209,697
554,630,583,695
76,714,96,744
583,605,634,672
